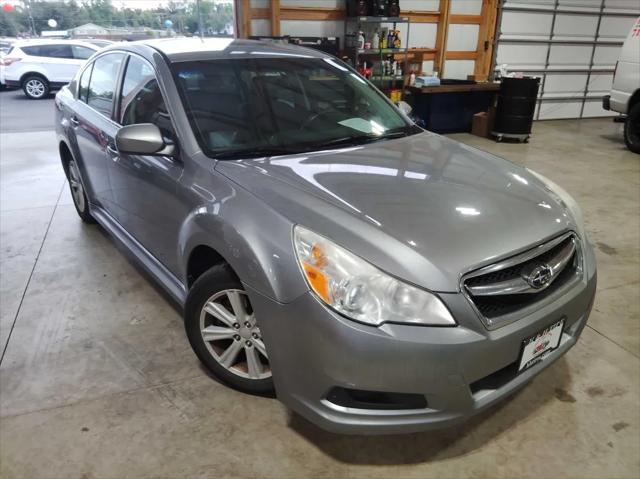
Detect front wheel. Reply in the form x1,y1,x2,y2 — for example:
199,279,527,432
22,76,49,99
624,103,640,154
185,265,274,395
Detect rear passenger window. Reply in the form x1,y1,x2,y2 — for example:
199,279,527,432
78,64,93,102
31,44,74,58
87,53,124,117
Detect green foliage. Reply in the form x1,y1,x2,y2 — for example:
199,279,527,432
0,0,234,37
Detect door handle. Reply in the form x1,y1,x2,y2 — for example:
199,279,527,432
70,116,80,127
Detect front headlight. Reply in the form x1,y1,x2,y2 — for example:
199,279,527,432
293,226,456,327
526,168,586,237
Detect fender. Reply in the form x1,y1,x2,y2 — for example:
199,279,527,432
177,182,309,304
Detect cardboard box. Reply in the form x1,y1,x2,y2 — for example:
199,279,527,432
472,112,490,138
472,106,497,138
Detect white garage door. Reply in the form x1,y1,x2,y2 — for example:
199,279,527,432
494,0,640,119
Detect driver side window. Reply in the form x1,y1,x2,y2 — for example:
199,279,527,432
119,55,175,139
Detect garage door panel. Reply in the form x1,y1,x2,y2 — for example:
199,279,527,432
553,14,598,40
500,11,553,38
548,45,592,67
539,101,583,119
543,73,588,94
496,44,548,68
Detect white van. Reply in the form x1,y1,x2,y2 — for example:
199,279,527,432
603,17,640,153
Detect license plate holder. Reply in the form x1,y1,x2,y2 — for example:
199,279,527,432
518,319,565,373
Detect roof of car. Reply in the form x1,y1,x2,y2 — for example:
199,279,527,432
12,39,100,48
125,37,329,62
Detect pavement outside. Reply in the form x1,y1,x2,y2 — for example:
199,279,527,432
0,89,638,478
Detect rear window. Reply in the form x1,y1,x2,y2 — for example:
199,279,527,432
21,44,73,59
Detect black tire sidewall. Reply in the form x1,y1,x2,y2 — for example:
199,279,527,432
22,76,49,100
185,265,275,395
624,103,640,154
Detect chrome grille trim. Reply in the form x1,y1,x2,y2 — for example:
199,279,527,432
466,236,576,296
461,232,583,329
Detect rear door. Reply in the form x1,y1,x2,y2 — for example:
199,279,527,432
70,52,126,212
32,44,78,83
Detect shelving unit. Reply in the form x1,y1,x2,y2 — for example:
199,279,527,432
343,16,411,100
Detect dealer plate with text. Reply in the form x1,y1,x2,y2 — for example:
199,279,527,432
518,319,565,373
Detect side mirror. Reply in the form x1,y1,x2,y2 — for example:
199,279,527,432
115,123,174,156
397,100,412,116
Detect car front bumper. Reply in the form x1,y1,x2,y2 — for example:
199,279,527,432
247,247,597,435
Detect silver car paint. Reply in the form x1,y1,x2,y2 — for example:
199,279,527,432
55,39,597,434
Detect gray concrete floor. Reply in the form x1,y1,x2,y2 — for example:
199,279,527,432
0,89,638,478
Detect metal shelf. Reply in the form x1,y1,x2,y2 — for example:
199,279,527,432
346,16,410,23
354,48,405,55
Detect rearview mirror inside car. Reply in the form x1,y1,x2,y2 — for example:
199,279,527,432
396,100,412,116
116,124,174,156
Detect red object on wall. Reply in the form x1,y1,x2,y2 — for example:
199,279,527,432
2,4,15,12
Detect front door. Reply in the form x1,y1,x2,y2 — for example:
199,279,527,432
107,54,185,276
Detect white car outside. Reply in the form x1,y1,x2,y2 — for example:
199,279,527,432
2,39,99,99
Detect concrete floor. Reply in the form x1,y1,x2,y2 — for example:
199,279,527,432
0,91,638,478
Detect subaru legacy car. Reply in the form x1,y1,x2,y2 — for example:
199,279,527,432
55,38,597,434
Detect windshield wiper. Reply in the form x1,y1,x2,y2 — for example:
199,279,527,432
309,128,412,150
214,145,300,160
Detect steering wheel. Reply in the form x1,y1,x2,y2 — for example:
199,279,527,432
299,109,342,131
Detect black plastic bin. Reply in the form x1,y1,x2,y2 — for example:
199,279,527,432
492,77,540,142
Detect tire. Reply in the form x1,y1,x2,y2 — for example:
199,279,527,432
624,103,640,154
185,265,274,395
67,159,96,223
22,75,49,99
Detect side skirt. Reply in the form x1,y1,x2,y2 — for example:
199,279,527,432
90,204,187,306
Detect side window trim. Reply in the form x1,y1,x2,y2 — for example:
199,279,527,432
76,62,93,101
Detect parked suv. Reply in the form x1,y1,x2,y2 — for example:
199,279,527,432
55,39,597,434
3,39,98,99
603,16,640,153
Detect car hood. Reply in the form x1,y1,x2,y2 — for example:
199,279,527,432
216,131,576,292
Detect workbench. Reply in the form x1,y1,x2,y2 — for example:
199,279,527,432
407,82,500,134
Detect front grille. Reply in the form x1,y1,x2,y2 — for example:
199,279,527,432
463,233,582,327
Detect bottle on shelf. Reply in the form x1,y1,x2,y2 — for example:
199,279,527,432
372,30,379,51
380,28,387,49
357,31,365,50
387,30,394,50
393,30,401,49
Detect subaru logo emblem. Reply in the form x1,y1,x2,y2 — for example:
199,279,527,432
525,264,554,289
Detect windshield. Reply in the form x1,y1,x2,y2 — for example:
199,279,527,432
172,57,418,159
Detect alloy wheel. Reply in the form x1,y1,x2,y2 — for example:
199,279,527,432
199,289,271,380
25,79,46,98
